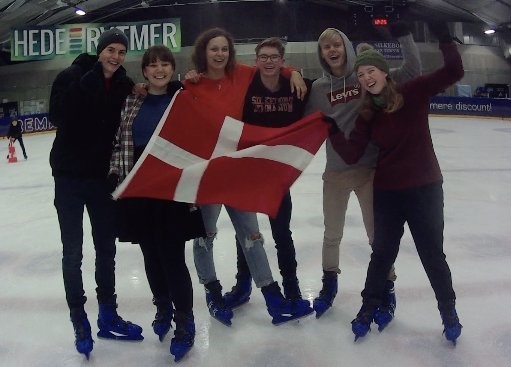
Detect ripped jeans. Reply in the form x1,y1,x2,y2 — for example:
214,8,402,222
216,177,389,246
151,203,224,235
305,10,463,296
193,204,274,288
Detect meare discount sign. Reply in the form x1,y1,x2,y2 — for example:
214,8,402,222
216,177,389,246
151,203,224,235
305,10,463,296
10,19,181,61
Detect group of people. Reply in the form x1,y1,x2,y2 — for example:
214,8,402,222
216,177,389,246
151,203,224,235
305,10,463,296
48,19,464,362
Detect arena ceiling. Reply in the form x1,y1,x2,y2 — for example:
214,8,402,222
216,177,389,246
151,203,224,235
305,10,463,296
1,0,510,50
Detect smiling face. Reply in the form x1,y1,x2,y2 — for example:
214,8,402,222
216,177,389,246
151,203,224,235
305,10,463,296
143,58,174,94
97,43,127,78
357,65,388,95
205,36,230,78
255,46,284,79
319,33,346,76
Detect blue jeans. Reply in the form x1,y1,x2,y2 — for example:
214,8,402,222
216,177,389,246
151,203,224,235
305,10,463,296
54,176,116,310
235,191,297,281
193,204,274,288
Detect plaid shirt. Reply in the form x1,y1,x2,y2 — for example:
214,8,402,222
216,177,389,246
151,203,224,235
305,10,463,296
109,93,145,182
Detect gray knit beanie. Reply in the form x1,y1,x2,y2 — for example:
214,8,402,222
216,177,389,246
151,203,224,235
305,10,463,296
96,28,129,55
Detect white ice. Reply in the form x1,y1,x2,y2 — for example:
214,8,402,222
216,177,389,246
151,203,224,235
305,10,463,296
1,115,510,367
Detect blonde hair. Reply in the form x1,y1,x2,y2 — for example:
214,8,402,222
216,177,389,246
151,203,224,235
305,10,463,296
318,28,341,46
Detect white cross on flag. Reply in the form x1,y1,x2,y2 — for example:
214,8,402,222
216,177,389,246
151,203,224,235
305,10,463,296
113,89,329,217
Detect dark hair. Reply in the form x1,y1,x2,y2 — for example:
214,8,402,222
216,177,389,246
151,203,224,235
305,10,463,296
141,45,176,74
255,37,285,57
191,27,236,74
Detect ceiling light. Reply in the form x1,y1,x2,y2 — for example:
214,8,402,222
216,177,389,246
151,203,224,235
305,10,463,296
484,29,495,35
75,7,86,16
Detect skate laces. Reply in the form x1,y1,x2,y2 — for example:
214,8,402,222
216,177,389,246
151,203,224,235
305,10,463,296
109,314,137,332
72,314,91,337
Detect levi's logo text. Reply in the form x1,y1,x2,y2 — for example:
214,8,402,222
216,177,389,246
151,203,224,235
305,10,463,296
328,85,361,106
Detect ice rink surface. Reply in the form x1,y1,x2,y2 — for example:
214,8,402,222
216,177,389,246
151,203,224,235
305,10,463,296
1,115,510,367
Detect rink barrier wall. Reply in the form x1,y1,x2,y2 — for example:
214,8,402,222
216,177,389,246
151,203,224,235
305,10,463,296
1,97,510,137
429,96,511,118
0,113,55,137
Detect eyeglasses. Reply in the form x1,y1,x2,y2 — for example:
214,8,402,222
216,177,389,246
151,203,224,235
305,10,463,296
257,54,282,62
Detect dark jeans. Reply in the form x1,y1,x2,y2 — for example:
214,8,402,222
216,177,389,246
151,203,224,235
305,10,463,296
235,191,297,281
362,181,456,307
54,176,116,310
139,237,193,313
13,137,27,158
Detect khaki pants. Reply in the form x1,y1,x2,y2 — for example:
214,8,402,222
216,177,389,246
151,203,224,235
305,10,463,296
322,168,396,281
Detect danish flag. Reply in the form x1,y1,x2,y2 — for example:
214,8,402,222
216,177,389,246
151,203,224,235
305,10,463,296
113,89,328,217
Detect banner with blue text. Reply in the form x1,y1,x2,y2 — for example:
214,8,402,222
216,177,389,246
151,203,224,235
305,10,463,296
429,96,511,118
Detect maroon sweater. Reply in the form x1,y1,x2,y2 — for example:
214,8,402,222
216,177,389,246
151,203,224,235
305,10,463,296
330,42,464,191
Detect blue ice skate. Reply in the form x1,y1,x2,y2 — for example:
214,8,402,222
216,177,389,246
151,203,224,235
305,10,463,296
440,306,462,345
352,304,376,341
170,312,195,362
152,301,173,342
71,311,94,359
205,280,233,326
373,280,396,332
223,273,252,309
313,271,338,318
262,282,313,325
282,276,314,316
97,303,144,341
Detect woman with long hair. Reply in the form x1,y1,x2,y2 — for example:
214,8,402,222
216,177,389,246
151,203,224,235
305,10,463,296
329,22,463,344
185,27,312,326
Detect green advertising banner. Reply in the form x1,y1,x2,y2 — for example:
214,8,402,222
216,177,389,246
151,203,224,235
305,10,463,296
10,19,181,61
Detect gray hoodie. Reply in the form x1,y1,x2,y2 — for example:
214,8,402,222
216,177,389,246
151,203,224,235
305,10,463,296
305,28,421,173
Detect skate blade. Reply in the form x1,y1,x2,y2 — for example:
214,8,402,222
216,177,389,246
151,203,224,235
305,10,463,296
154,327,171,342
271,308,314,326
171,342,194,362
351,321,371,341
375,319,392,332
377,323,388,332
172,348,192,362
353,329,370,342
97,330,144,341
374,313,393,332
315,308,328,319
211,315,232,327
313,301,332,319
443,332,460,346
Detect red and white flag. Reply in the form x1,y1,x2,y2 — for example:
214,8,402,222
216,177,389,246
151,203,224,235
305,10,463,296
113,89,328,217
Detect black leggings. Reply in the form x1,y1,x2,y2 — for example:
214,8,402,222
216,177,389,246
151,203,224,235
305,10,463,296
140,237,193,312
362,181,456,308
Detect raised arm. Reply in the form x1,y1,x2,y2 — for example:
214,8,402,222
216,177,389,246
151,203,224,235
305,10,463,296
412,22,464,97
388,22,422,84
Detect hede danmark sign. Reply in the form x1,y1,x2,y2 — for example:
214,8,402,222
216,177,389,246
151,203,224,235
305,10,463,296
10,19,181,61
